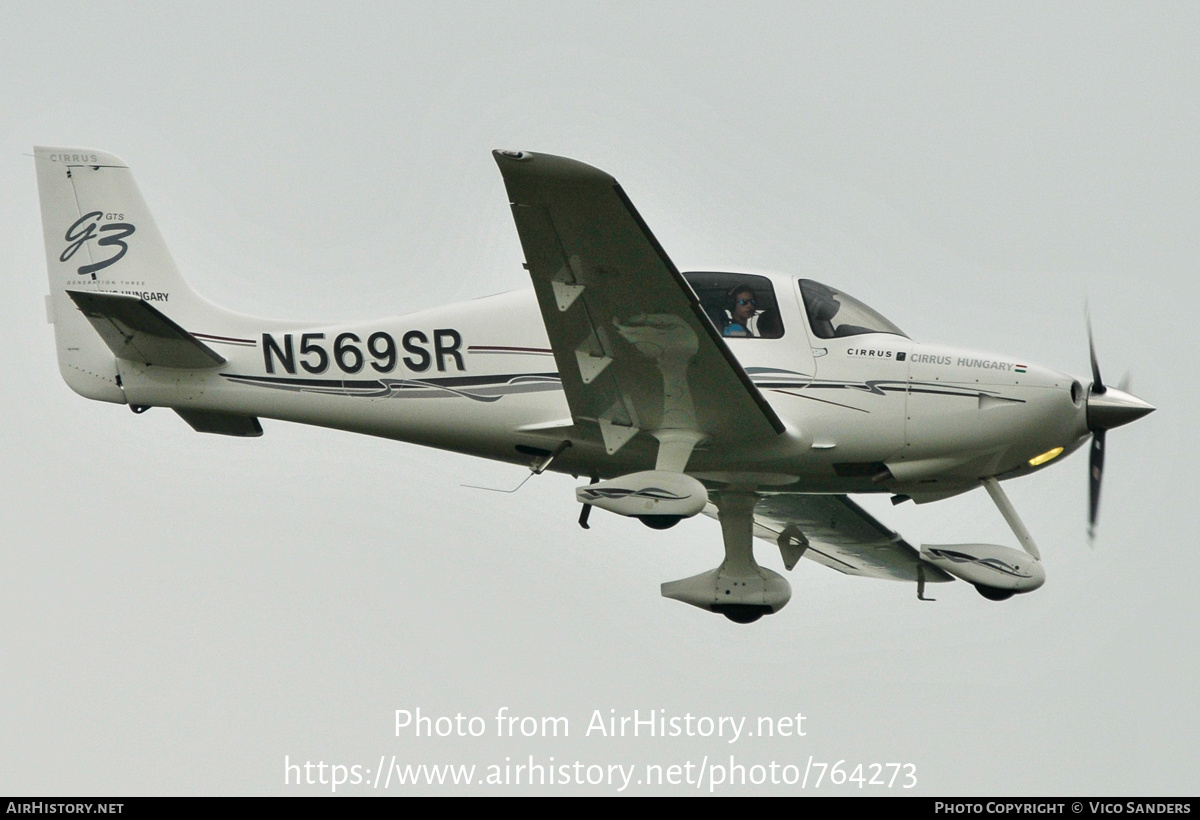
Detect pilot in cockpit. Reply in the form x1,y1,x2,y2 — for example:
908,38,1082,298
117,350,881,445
723,285,762,337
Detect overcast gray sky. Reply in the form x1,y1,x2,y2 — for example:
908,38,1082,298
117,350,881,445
1,2,1196,795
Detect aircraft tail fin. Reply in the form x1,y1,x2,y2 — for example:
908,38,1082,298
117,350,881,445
34,147,232,401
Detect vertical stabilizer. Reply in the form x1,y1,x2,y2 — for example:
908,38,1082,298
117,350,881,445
34,147,213,402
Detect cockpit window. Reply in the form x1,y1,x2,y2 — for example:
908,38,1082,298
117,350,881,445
682,272,784,339
798,279,907,340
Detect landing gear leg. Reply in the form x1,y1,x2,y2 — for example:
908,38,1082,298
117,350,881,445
981,477,1042,560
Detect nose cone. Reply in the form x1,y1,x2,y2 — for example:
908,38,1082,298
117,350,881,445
1087,386,1156,431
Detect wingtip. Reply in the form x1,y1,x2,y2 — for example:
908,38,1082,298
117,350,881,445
493,149,533,162
491,150,615,184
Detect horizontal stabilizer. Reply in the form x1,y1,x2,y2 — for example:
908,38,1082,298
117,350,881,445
175,409,263,437
66,291,225,369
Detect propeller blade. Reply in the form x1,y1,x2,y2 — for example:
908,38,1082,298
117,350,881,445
1087,309,1106,395
1088,430,1106,540
1083,314,1152,538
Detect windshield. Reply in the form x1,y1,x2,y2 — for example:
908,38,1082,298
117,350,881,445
798,279,907,340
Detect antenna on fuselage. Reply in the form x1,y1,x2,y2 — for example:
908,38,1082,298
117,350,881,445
461,440,573,494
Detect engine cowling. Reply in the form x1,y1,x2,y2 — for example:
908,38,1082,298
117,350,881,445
919,543,1045,594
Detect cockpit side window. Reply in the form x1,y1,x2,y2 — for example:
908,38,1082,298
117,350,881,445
681,272,784,339
798,279,907,340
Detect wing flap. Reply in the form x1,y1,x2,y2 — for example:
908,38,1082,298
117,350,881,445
67,290,225,369
746,494,955,583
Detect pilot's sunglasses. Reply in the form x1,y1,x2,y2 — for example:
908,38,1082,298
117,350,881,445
737,298,756,306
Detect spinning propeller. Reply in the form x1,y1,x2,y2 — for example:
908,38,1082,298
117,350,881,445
1084,315,1155,538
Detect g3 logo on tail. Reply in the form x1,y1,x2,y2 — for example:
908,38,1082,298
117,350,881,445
60,212,136,279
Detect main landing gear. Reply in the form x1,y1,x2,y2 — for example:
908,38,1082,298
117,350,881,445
661,491,791,623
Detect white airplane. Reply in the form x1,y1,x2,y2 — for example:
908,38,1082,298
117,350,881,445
33,147,1155,623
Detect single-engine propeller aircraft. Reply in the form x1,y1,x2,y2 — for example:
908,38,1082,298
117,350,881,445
34,147,1155,623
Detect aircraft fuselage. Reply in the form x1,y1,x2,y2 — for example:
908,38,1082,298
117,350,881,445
94,276,1089,500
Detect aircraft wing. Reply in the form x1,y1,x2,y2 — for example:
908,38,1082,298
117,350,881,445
745,494,955,583
493,150,783,456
